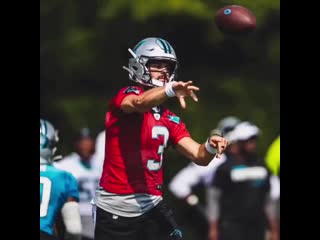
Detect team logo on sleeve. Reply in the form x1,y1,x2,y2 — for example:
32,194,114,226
168,115,180,124
123,86,140,94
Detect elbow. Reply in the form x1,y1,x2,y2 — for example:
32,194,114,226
133,97,149,113
121,95,148,113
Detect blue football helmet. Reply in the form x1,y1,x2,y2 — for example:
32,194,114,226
40,119,59,163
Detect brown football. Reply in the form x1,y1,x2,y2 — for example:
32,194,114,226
215,5,256,34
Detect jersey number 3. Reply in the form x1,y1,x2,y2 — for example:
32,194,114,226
147,126,169,171
40,176,52,217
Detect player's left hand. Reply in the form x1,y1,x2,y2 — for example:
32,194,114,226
208,135,228,158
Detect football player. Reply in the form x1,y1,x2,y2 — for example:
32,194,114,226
94,37,228,240
40,119,82,240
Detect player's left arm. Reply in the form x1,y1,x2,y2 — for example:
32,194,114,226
61,173,82,240
168,164,201,198
61,197,82,240
121,81,199,113
175,135,228,166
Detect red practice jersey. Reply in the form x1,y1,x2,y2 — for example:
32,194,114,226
100,86,191,196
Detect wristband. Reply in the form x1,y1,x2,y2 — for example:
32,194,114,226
205,138,218,155
164,81,176,97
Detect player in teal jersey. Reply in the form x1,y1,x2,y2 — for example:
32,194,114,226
40,119,82,240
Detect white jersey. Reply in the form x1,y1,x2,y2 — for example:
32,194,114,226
169,155,226,199
54,152,101,238
91,130,105,175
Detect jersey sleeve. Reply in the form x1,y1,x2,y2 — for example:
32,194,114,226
168,163,203,199
201,155,227,186
110,86,144,111
64,172,80,201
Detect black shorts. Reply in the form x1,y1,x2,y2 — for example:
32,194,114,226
40,231,56,240
219,220,266,240
94,200,182,240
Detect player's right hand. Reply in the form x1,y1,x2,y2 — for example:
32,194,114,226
172,81,200,109
208,135,228,158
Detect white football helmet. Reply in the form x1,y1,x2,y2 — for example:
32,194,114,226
123,37,178,87
210,116,241,137
225,121,260,143
40,119,59,164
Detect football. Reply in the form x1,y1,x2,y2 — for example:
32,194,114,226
215,5,256,34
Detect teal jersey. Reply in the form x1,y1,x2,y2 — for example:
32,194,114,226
40,164,79,236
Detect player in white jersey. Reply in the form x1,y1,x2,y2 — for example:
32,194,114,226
54,128,100,240
169,116,240,205
91,129,105,175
